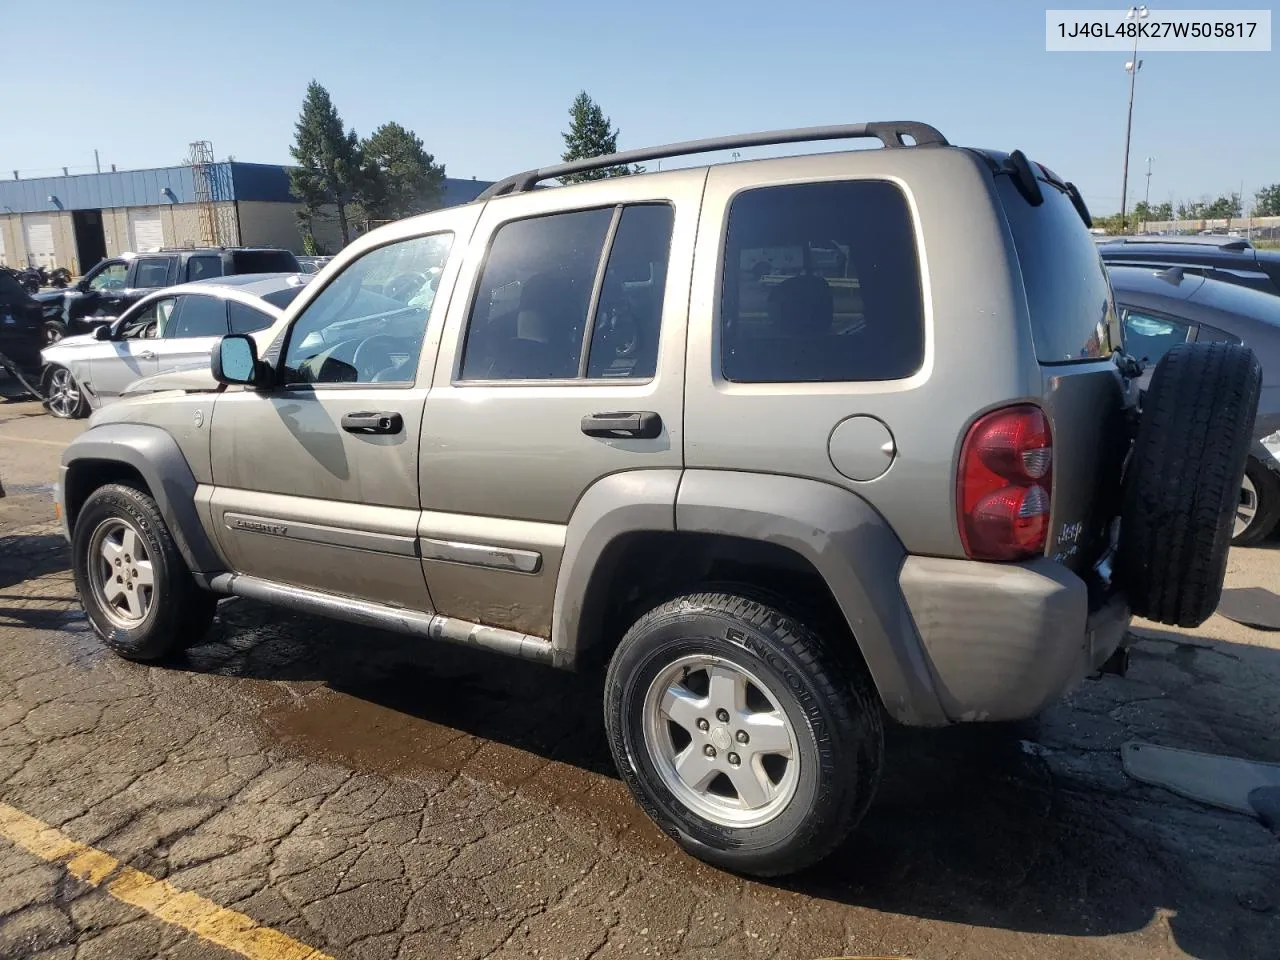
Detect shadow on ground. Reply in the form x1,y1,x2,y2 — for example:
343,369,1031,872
164,596,1280,959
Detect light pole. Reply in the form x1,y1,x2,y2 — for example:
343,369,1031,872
1119,5,1148,233
1143,156,1154,229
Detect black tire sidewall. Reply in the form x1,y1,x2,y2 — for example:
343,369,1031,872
72,485,186,660
606,603,856,874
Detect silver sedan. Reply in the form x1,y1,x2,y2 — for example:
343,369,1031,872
40,273,310,419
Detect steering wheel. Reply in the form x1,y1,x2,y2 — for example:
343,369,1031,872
351,335,402,381
385,273,426,303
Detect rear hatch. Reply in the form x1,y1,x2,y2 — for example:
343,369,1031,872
993,165,1132,578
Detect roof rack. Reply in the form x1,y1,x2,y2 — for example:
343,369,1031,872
476,121,948,201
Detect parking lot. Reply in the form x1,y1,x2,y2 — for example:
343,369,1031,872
0,388,1278,960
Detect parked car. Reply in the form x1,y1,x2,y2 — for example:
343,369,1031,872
40,273,309,419
56,122,1259,877
0,268,45,374
36,247,302,344
1098,235,1280,299
1109,263,1280,545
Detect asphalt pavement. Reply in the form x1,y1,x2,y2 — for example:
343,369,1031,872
1,386,1278,960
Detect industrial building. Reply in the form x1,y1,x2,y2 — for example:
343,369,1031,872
0,146,493,274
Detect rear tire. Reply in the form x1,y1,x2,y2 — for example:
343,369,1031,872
604,589,883,877
1232,458,1280,547
72,483,217,661
1118,342,1262,626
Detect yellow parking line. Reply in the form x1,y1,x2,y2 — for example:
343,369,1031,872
0,801,332,960
0,435,65,447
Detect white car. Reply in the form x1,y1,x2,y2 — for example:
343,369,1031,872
40,273,310,419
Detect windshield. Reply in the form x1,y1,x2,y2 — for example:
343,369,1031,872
996,175,1119,364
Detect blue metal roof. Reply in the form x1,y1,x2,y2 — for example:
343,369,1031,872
0,163,494,213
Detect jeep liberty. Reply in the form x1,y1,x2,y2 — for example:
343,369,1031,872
57,122,1260,876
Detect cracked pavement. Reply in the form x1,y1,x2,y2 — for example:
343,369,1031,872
1,390,1278,959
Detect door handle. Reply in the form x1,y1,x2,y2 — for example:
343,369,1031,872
580,411,663,439
341,411,403,435
137,350,156,360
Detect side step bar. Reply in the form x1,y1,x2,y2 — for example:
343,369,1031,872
207,573,555,665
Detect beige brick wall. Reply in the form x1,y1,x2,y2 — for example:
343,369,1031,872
102,209,130,257
0,216,17,267
0,211,76,271
235,201,307,253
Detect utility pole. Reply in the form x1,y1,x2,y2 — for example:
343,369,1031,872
1119,5,1149,233
1142,156,1153,230
94,149,100,174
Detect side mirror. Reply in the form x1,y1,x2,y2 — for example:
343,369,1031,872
212,335,266,387
92,325,111,341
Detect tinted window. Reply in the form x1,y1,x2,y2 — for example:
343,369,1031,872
228,300,275,334
170,295,228,338
89,262,128,291
0,272,24,300
460,208,613,380
187,257,222,282
1122,310,1190,365
721,181,924,383
133,258,172,289
587,205,673,380
230,250,300,273
120,298,176,340
996,176,1117,364
283,233,453,385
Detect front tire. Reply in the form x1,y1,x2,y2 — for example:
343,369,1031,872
1233,458,1280,547
72,483,217,661
604,590,883,877
43,319,68,345
44,365,87,419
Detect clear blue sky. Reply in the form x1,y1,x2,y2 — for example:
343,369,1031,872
1,0,1275,215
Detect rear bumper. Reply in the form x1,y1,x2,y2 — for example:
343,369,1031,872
899,555,1129,722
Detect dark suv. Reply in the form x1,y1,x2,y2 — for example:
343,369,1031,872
37,247,301,342
1098,235,1280,298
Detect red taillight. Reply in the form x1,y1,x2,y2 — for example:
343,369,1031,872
957,405,1053,561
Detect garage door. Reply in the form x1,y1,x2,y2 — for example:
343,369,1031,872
128,210,165,253
23,216,55,268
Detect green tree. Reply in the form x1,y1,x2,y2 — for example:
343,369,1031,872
1132,200,1153,224
289,81,366,247
361,122,446,221
1204,193,1242,220
560,91,637,183
1254,184,1280,217
1154,201,1173,221
1177,200,1207,220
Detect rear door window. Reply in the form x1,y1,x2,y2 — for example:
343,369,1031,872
169,295,229,338
719,180,925,382
186,256,223,282
996,176,1117,364
231,250,300,274
133,257,174,289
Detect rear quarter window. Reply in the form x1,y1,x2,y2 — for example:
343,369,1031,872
997,177,1117,364
719,179,925,383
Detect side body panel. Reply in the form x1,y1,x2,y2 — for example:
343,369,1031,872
683,148,1035,559
417,170,705,637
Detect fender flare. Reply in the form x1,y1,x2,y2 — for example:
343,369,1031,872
59,423,223,575
551,468,947,726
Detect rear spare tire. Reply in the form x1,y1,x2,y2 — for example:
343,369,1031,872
1118,342,1261,626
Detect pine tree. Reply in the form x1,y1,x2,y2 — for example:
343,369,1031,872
560,91,636,183
362,122,446,220
289,81,365,246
